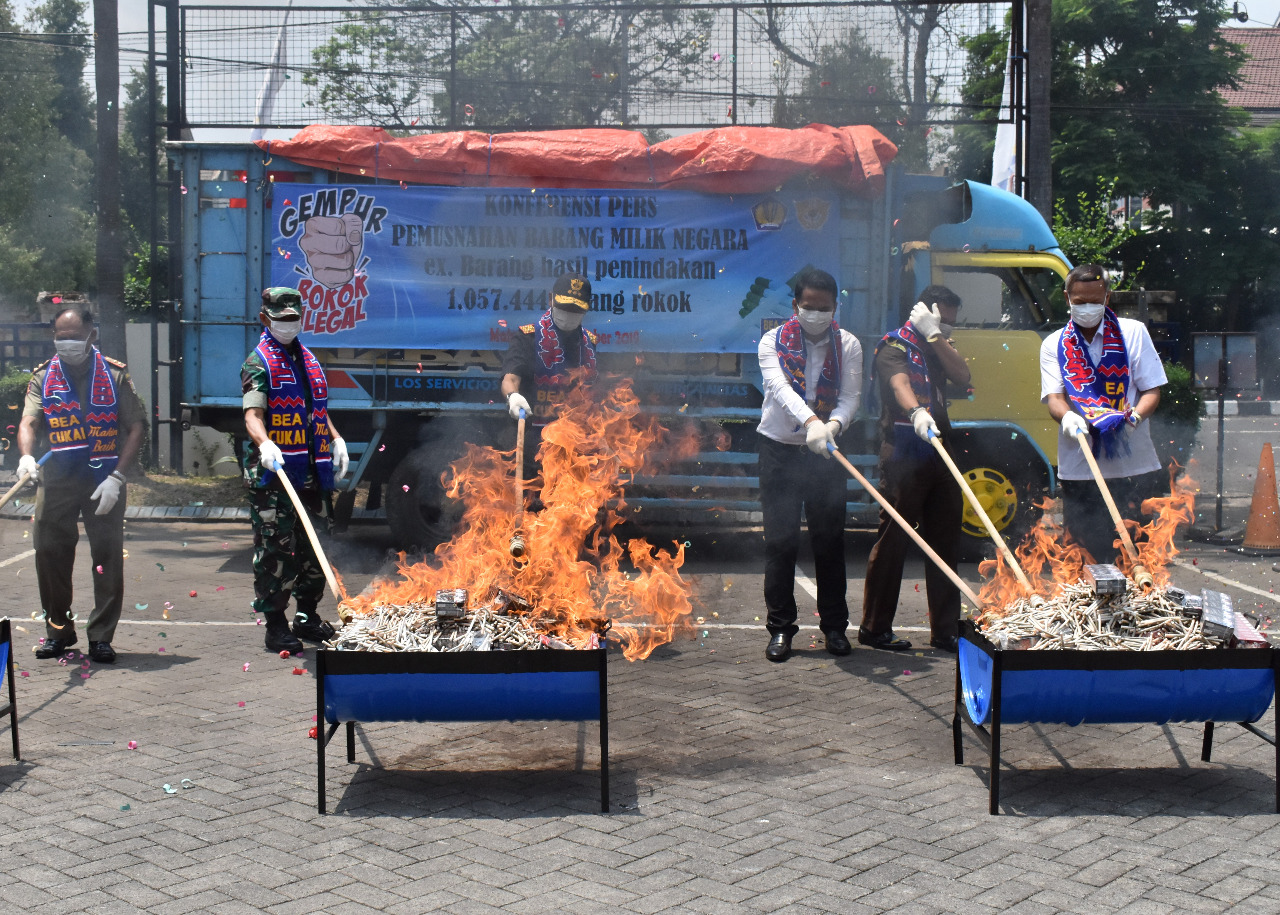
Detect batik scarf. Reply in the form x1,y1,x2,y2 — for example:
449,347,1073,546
1057,308,1132,459
775,315,843,423
254,329,334,490
41,349,119,484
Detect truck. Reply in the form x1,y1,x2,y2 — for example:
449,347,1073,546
171,123,1071,551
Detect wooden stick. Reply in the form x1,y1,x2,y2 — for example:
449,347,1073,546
928,434,1032,590
510,411,527,558
275,468,344,604
828,445,984,607
1072,430,1139,561
0,472,34,513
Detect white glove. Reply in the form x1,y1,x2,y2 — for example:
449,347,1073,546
258,438,285,472
805,419,834,458
911,407,939,442
1061,412,1089,439
17,454,39,483
909,301,943,341
507,392,531,421
825,419,842,442
331,437,350,480
90,473,123,516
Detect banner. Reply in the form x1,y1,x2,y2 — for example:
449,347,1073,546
270,185,840,354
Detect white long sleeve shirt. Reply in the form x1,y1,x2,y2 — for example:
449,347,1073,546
757,326,864,445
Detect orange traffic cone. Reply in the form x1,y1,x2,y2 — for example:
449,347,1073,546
1242,442,1280,555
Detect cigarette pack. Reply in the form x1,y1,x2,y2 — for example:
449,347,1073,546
1232,612,1270,649
434,588,469,620
1199,589,1235,641
1085,563,1128,597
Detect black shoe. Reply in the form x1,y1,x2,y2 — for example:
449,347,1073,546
292,612,336,643
929,635,960,653
825,631,853,656
35,636,78,660
765,633,792,662
88,641,116,664
264,613,304,654
857,626,912,651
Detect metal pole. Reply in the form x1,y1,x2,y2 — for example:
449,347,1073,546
167,0,184,473
731,7,738,125
147,1,160,468
1216,384,1226,532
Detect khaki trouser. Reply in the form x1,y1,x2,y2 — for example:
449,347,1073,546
33,473,127,643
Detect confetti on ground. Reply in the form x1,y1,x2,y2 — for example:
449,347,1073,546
292,667,305,675
279,650,291,659
19,671,28,678
127,741,137,750
120,804,130,811
237,701,246,707
135,603,148,610
189,591,197,598
308,727,318,739
242,663,251,672
162,784,177,794
902,670,912,676
156,564,164,571
215,586,225,591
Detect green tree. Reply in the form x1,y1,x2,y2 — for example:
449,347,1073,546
773,28,905,141
119,67,168,315
0,0,95,315
1051,177,1143,287
306,2,715,130
27,0,93,154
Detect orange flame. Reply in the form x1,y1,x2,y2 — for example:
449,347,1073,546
977,464,1198,621
340,375,699,660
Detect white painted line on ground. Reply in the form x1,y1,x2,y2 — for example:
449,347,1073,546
1169,558,1280,606
794,566,818,600
0,549,33,568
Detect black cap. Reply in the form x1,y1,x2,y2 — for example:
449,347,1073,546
551,274,592,312
261,287,303,319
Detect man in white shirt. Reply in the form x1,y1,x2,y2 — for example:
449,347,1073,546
1040,264,1167,564
757,268,863,662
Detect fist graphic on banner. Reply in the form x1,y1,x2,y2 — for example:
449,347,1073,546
298,213,364,289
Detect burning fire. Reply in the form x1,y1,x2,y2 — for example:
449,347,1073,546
977,464,1198,620
339,375,700,660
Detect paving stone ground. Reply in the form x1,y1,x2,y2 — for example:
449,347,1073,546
0,516,1278,914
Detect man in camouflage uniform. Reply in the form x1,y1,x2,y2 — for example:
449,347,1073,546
242,288,349,653
17,308,146,664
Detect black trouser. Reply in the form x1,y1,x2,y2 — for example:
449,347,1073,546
34,473,127,644
1059,470,1166,565
861,450,962,643
758,434,849,638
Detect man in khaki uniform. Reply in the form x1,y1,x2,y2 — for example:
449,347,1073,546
17,308,145,664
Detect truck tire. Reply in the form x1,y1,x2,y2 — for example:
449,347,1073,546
954,450,1048,564
384,443,465,551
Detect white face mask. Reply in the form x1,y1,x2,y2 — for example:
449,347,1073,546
552,308,584,332
55,338,93,366
796,309,833,336
1069,302,1105,328
269,319,302,345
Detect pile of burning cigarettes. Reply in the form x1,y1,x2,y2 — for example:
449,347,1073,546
328,588,606,653
977,563,1269,652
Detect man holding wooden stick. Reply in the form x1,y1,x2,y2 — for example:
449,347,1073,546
18,308,145,664
860,285,971,653
242,288,350,654
1041,264,1166,565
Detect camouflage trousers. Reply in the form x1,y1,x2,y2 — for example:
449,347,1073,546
248,486,333,617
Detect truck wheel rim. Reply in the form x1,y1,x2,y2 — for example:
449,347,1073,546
960,467,1018,538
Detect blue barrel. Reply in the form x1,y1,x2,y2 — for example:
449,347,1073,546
959,633,1275,727
319,648,605,724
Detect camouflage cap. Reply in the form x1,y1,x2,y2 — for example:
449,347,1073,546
551,273,592,312
261,287,303,319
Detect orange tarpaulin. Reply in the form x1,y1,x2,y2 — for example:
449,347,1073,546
256,123,897,197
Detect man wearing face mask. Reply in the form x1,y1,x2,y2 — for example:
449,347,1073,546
501,273,598,489
860,285,970,653
502,272,597,426
756,267,863,662
17,308,146,663
241,287,350,654
1040,264,1166,564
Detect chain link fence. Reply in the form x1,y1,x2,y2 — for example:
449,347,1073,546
179,2,1016,134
